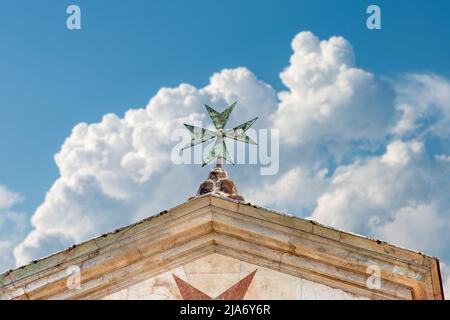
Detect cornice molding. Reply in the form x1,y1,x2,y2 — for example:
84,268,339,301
0,195,443,300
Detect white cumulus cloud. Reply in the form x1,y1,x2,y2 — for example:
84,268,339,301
393,74,450,137
0,184,27,272
0,184,22,210
273,31,395,148
13,67,277,267
311,141,429,230
247,166,328,214
6,31,450,299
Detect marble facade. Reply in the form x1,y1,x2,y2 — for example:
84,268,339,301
0,195,444,300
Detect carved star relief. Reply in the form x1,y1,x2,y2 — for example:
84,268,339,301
172,270,257,300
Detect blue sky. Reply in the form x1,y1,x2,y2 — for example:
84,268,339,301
1,1,450,294
1,0,449,214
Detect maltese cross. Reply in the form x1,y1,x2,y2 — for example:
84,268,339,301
182,102,258,167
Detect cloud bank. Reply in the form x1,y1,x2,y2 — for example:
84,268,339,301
7,31,450,298
13,67,277,266
0,184,27,272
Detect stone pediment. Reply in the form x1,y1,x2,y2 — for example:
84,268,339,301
0,195,444,300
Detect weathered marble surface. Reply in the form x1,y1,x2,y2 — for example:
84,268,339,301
102,253,366,300
0,195,443,300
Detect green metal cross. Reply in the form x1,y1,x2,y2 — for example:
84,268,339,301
182,102,258,167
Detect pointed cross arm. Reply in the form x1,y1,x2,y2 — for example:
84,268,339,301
224,117,258,145
182,124,217,150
